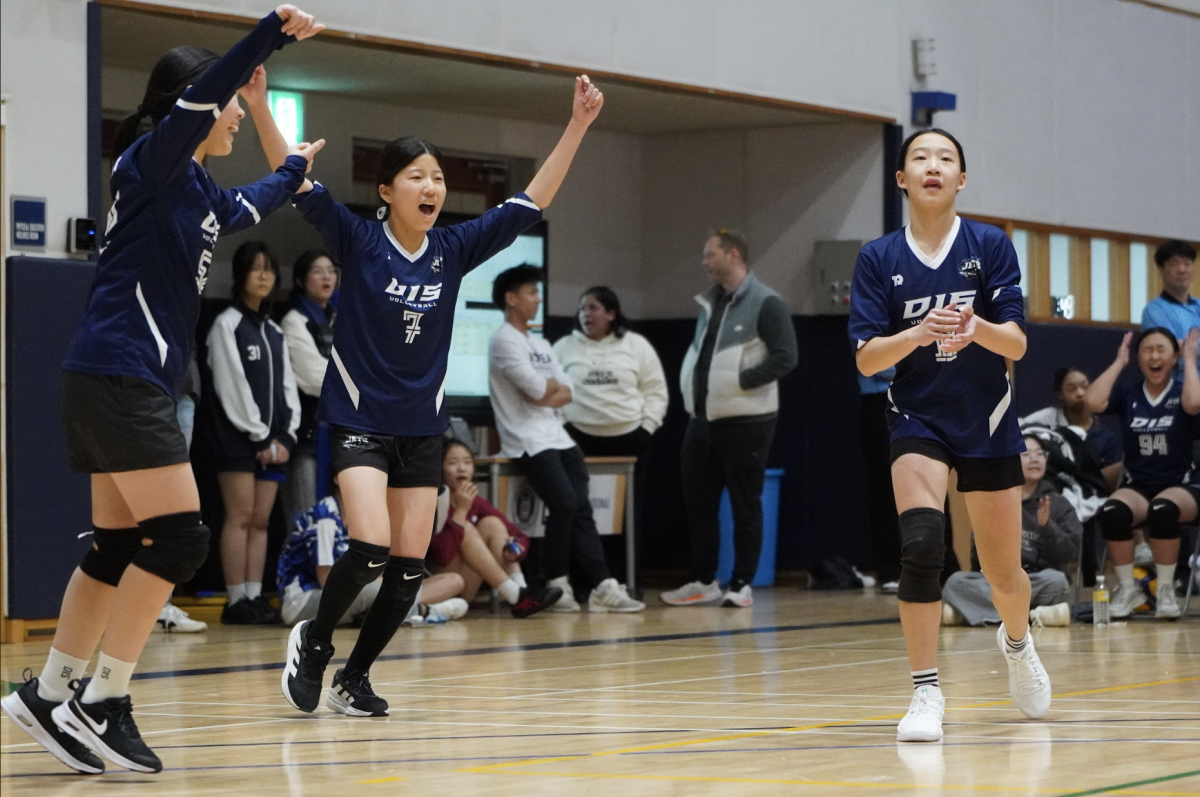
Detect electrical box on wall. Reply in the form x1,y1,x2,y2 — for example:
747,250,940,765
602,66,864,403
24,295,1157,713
812,240,863,315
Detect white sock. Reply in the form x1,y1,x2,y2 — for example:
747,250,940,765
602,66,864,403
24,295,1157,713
497,579,521,604
37,648,90,703
82,652,135,703
228,583,247,603
1157,563,1176,592
511,572,527,588
245,582,262,600
1114,563,1136,591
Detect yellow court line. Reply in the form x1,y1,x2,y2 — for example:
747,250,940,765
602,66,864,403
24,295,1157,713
459,674,1200,774
358,776,407,784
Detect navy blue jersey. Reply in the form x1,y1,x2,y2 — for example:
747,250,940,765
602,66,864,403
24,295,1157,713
63,11,305,398
1105,380,1198,488
294,185,542,436
848,217,1026,458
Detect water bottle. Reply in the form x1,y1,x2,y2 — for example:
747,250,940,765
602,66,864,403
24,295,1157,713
1092,575,1110,627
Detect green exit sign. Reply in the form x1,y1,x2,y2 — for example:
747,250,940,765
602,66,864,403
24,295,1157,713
267,90,304,146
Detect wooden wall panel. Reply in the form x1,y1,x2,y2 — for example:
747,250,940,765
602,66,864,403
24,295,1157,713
1069,235,1091,321
1027,231,1051,320
1109,242,1130,323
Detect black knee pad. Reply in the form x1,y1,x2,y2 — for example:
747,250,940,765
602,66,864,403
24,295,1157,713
333,539,392,587
79,527,142,586
898,508,946,603
1147,498,1182,540
130,512,210,585
1097,500,1135,542
377,557,424,611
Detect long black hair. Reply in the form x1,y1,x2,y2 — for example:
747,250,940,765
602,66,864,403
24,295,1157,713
574,286,630,338
231,241,279,311
374,136,443,221
290,249,337,302
111,46,219,158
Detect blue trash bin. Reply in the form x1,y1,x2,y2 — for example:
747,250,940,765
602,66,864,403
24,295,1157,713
716,468,784,587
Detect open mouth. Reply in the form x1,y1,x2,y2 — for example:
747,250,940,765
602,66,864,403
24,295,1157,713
923,179,941,189
418,203,436,218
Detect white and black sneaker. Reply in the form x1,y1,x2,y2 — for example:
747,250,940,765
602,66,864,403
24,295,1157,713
326,668,389,717
0,675,104,774
51,687,161,773
281,620,334,713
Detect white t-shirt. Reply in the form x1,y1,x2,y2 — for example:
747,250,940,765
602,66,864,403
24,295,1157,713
488,322,577,458
552,329,669,437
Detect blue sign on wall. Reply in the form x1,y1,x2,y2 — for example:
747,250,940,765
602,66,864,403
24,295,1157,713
12,196,47,249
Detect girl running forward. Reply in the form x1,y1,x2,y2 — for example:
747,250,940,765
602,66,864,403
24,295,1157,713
849,128,1051,743
279,76,605,717
0,7,323,775
1087,327,1200,620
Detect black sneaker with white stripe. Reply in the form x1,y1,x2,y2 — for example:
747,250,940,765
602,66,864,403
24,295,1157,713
0,675,104,774
326,668,389,717
51,686,161,773
281,620,334,713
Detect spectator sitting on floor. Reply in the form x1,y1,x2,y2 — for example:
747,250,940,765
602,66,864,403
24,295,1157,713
942,435,1080,628
430,439,560,619
278,492,468,627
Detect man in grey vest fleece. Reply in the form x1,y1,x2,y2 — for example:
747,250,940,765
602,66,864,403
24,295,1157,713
662,230,797,608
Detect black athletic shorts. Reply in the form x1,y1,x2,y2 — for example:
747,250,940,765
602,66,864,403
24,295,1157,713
62,371,190,474
890,436,1023,493
1118,477,1200,507
329,425,443,489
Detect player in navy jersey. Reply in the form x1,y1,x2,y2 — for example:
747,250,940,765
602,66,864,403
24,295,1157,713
849,129,1051,743
1086,327,1200,620
278,76,605,717
0,7,324,775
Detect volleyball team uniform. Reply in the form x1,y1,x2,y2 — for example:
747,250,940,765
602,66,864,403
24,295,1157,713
848,216,1026,491
1105,380,1200,502
293,186,543,486
61,11,306,473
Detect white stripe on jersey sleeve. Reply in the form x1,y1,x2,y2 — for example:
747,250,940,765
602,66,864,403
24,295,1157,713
435,371,448,414
330,346,361,410
135,282,169,366
236,192,262,224
506,197,541,211
175,98,221,119
988,374,1013,436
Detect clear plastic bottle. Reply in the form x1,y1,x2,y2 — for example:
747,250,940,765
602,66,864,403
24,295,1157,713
1092,575,1110,627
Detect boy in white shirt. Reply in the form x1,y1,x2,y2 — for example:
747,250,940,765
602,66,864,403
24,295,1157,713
488,265,643,613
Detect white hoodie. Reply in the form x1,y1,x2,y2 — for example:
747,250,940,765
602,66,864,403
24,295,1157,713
552,329,669,437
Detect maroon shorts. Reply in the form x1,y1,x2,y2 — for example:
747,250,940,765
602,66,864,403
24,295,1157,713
427,525,465,568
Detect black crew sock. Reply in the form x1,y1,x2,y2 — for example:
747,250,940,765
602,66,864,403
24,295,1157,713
308,539,391,646
344,557,424,676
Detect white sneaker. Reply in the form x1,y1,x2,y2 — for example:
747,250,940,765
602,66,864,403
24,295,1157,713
1029,602,1070,628
722,584,753,607
547,576,580,612
941,603,965,626
660,580,722,606
422,598,468,624
156,603,207,633
1155,583,1181,620
588,579,645,613
880,580,900,594
997,624,1051,719
1109,584,1144,618
896,685,945,742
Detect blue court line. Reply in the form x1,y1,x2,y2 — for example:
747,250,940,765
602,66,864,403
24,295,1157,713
6,736,1195,780
124,616,902,682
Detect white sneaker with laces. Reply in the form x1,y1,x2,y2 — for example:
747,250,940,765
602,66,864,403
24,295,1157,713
997,624,1051,719
896,685,945,742
941,603,965,626
1029,602,1070,628
1155,583,1181,620
660,580,722,606
423,598,469,624
722,584,753,607
156,603,207,633
547,576,581,612
1109,584,1144,618
588,579,645,613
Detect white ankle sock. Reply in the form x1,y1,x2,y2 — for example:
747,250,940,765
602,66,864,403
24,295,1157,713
511,572,527,588
37,648,90,703
228,583,247,603
1157,563,1176,592
82,652,135,703
245,582,262,600
1114,563,1135,591
497,579,521,604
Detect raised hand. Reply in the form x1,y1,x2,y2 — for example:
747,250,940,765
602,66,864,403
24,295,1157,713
239,65,268,105
288,138,325,173
451,480,477,514
1037,495,1051,528
1182,328,1199,363
572,75,604,127
1115,330,1133,368
275,5,324,40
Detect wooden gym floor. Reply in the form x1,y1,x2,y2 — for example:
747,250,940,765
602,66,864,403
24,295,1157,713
2,587,1198,796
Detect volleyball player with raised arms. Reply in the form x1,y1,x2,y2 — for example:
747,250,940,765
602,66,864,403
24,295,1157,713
1086,327,1200,620
0,7,323,774
278,77,604,717
849,129,1051,742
